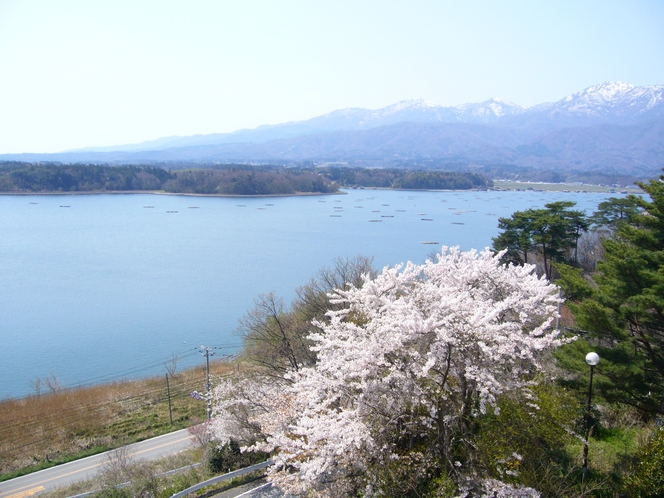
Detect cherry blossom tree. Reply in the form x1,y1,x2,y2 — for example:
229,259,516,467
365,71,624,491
209,370,295,448
211,247,565,496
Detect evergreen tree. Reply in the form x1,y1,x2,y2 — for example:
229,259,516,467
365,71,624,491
493,210,536,266
562,173,664,414
492,202,589,280
590,196,643,229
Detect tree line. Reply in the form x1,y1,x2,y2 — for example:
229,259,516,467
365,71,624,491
319,166,492,189
161,168,337,195
0,163,339,195
0,163,172,192
492,188,664,416
0,162,492,195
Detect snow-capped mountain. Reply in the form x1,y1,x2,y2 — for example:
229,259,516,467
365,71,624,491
524,81,664,121
72,82,663,154
61,82,662,155
453,98,525,120
69,97,528,153
305,97,525,131
310,82,664,130
4,82,663,177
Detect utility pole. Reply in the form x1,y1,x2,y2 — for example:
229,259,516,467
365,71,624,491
199,345,215,420
165,374,173,425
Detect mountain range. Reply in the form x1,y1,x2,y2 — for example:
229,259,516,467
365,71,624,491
3,82,663,178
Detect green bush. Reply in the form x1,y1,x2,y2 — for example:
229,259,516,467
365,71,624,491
474,383,580,495
625,427,664,497
207,439,269,474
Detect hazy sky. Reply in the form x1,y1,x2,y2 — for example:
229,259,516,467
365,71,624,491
1,0,663,154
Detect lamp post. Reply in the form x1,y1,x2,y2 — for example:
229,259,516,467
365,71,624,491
582,352,600,481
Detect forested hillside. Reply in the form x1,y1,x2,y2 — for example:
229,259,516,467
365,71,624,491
0,163,172,192
319,166,491,189
0,163,492,194
0,163,338,195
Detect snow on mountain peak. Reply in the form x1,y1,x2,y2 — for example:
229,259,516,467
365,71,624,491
384,99,442,113
454,98,524,119
577,81,635,100
309,82,663,130
557,81,663,116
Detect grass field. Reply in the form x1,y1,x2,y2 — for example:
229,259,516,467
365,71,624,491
492,180,643,194
0,361,234,481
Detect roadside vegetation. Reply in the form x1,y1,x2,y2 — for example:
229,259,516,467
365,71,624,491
43,444,267,498
0,362,233,482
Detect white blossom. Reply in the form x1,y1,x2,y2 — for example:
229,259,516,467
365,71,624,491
457,478,541,498
211,247,566,495
209,372,294,451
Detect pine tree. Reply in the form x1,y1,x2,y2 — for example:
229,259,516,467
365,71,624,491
492,202,589,280
565,173,664,414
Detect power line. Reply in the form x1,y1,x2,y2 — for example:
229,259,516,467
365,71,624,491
0,343,241,458
13,340,242,395
0,374,208,433
0,373,209,430
0,376,212,456
62,348,201,388
59,341,242,388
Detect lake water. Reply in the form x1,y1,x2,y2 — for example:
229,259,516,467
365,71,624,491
0,189,617,399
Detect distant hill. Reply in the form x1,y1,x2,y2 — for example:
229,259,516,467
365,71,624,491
0,163,492,194
2,82,663,177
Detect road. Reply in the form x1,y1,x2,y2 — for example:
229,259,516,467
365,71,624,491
215,480,283,497
0,429,194,498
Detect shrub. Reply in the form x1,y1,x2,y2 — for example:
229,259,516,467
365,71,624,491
625,427,664,497
207,439,269,474
474,383,579,495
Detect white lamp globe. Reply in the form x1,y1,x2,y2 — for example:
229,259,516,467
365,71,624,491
586,352,600,366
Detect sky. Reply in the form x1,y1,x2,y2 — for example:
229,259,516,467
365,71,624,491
1,0,663,154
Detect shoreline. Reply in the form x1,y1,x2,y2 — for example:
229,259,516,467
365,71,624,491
0,189,347,198
0,181,640,197
491,180,643,194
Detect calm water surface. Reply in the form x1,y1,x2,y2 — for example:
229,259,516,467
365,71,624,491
0,189,617,398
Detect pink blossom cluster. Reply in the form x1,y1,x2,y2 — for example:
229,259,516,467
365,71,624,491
211,247,564,496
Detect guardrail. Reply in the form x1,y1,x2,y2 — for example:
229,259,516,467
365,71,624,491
66,461,271,498
67,464,203,498
170,460,273,498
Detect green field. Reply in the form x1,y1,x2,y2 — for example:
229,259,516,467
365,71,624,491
493,180,643,194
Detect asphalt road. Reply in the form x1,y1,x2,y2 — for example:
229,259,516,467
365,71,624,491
0,429,195,498
215,480,283,497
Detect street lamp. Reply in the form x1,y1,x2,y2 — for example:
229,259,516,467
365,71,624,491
582,352,600,480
